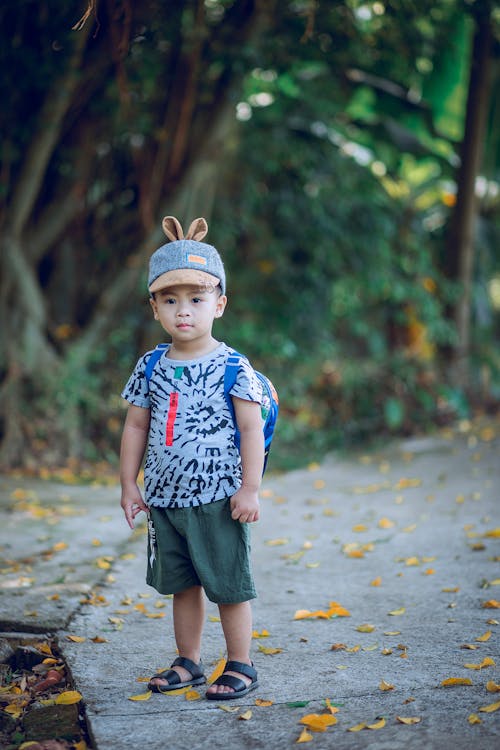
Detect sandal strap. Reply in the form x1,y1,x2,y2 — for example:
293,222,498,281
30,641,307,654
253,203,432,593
224,660,257,681
213,674,247,692
171,656,204,680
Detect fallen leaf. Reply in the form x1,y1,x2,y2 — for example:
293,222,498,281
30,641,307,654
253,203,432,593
356,624,376,633
91,636,108,643
128,690,152,701
266,538,289,546
384,631,401,636
396,716,421,725
468,713,482,724
442,587,460,593
55,690,82,704
352,524,369,532
464,657,495,670
371,577,382,587
479,701,500,713
484,528,500,538
239,709,252,720
367,717,386,729
347,722,367,732
299,713,337,732
218,705,239,712
66,635,86,643
379,680,395,691
209,615,221,622
185,689,201,701
486,681,500,693
482,600,500,609
255,698,273,707
207,657,226,685
441,678,473,687
296,728,313,743
258,644,283,655
378,518,395,529
388,607,406,616
475,631,492,642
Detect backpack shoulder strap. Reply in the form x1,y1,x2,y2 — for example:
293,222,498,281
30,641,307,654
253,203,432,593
223,349,242,423
145,343,169,384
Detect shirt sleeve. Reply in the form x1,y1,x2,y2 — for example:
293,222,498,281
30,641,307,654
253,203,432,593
229,357,263,405
121,352,151,408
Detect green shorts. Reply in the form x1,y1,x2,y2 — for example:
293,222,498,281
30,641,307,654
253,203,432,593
146,498,257,604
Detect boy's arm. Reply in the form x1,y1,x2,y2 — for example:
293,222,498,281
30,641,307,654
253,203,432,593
120,404,151,529
230,397,264,523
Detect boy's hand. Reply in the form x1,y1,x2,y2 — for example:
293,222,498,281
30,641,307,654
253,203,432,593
121,484,149,529
230,486,260,523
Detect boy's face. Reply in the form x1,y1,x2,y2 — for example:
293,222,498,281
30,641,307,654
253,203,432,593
150,284,227,344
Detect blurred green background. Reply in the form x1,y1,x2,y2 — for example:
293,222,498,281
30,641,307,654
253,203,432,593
1,0,499,474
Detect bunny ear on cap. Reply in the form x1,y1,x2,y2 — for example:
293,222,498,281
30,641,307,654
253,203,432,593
185,218,208,242
162,216,184,241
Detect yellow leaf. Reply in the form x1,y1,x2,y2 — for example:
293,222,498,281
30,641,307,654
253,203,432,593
207,656,226,685
348,723,367,732
482,599,500,609
424,569,435,575
145,613,166,619
371,577,382,587
91,636,108,643
442,587,460,593
66,635,86,643
441,678,473,687
299,713,337,732
490,579,500,586
367,718,386,730
19,743,43,749
468,713,482,724
327,601,351,617
352,524,369,532
258,644,283,655
209,615,221,622
486,681,500,693
239,709,252,720
255,698,273,706
379,680,395,691
475,631,492,642
265,538,289,546
384,631,401,636
42,657,59,665
396,716,421,725
378,518,395,529
128,691,153,701
160,685,190,696
52,542,68,551
479,701,500,713
484,528,500,538
185,689,201,701
296,728,313,743
388,607,406,616
464,658,495,670
55,690,82,704
405,556,420,566
356,624,375,633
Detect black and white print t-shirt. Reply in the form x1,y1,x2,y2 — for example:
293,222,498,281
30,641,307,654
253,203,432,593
121,342,263,508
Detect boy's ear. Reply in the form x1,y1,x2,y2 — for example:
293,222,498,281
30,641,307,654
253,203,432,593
162,216,184,241
149,296,159,320
215,294,227,318
185,218,208,242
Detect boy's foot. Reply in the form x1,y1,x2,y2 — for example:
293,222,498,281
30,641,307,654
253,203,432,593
206,660,258,700
148,656,206,693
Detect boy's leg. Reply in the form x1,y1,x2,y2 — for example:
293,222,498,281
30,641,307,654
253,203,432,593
206,600,253,696
149,585,205,689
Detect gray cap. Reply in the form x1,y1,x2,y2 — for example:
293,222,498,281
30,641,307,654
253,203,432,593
148,217,226,294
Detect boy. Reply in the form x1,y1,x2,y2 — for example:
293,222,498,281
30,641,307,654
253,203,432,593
120,216,264,700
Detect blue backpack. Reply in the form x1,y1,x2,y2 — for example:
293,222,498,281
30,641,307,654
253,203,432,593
144,345,279,473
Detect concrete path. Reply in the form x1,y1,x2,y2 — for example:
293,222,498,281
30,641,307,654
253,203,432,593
1,419,499,748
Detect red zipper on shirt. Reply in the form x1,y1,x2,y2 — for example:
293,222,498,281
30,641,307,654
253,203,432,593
165,392,179,446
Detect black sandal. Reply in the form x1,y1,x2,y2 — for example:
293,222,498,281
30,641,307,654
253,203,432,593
148,656,206,693
206,660,258,701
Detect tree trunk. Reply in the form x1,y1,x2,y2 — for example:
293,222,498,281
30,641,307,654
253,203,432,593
446,7,493,387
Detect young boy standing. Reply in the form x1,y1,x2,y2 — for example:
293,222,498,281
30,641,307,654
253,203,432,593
120,216,264,700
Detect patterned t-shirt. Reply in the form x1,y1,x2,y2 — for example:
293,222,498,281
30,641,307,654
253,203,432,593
121,342,263,508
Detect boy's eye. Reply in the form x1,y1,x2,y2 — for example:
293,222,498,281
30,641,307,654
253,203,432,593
192,297,202,303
